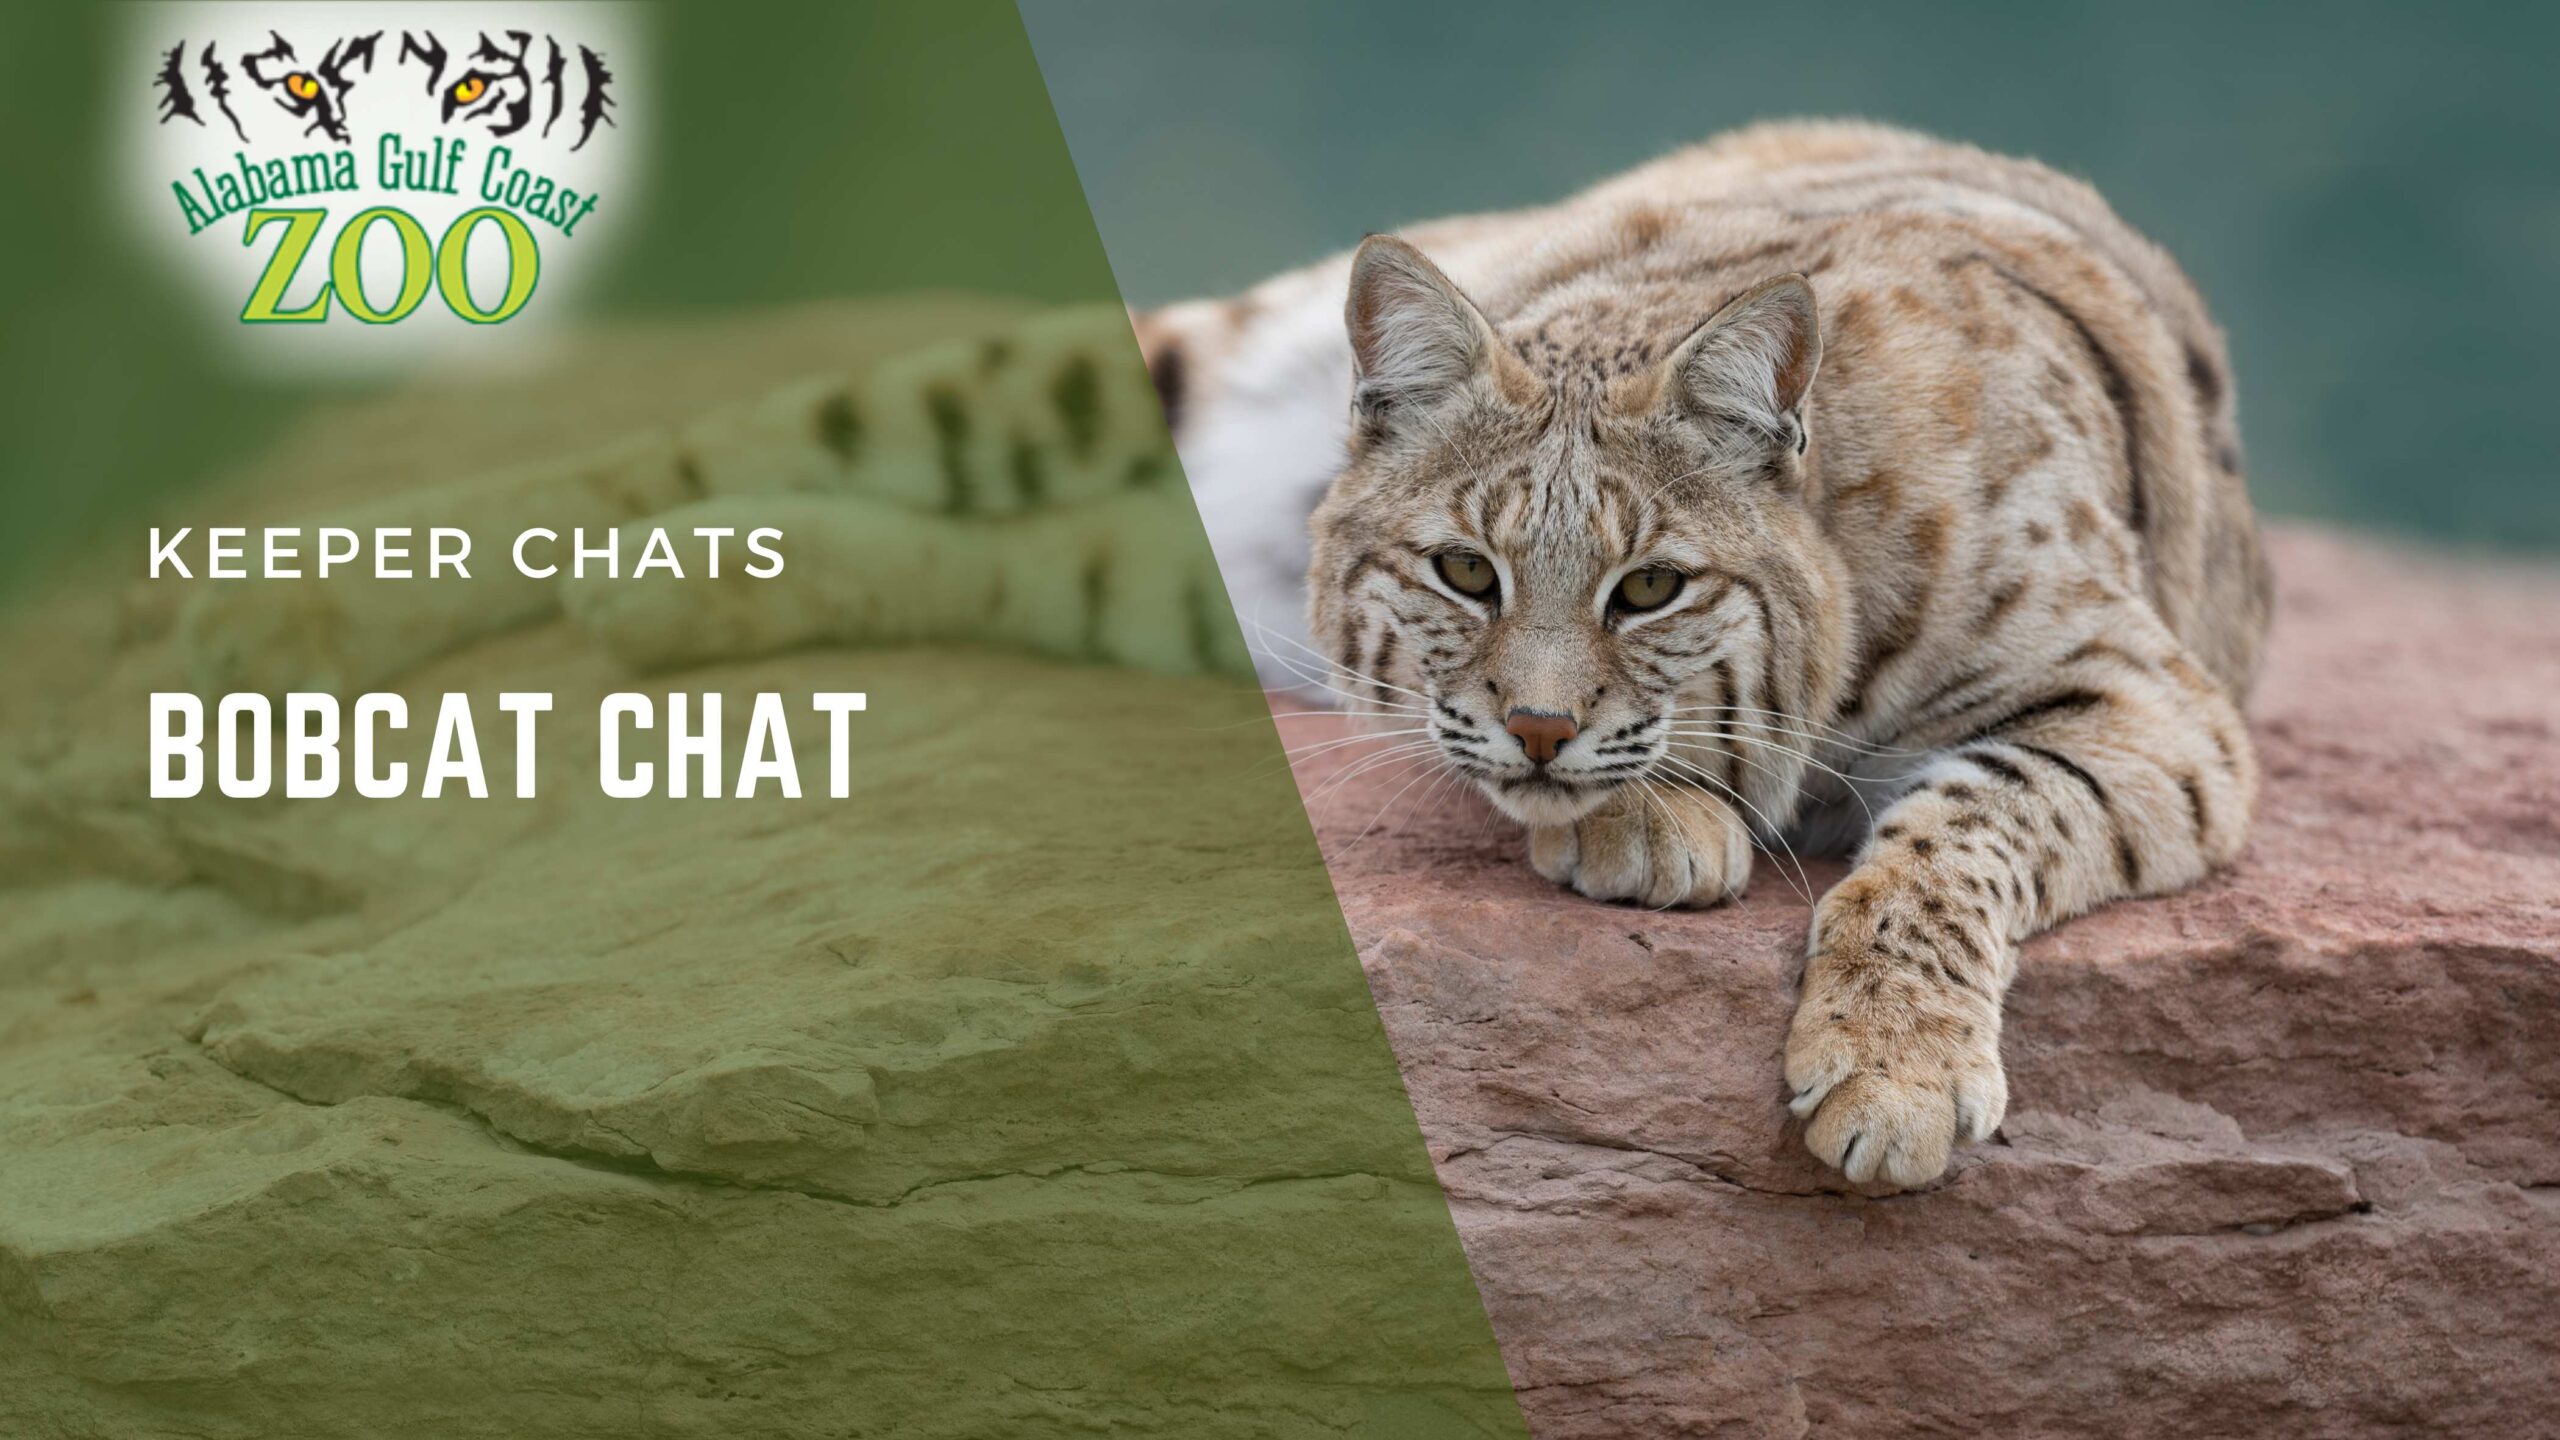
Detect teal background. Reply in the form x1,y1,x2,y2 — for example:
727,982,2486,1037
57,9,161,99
1020,0,2560,552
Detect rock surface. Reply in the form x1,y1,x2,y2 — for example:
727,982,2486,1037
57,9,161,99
1295,527,2560,1437
0,661,1522,1440
0,308,1523,1440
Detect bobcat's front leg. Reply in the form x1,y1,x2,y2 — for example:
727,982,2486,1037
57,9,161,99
1529,783,1753,909
1785,632,2257,1188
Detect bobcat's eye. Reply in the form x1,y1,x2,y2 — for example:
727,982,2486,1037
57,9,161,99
1613,566,1684,613
452,77,487,105
1435,551,1498,600
286,73,320,101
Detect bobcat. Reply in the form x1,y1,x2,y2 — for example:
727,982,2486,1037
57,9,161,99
175,120,2268,1191
1139,119,2271,1188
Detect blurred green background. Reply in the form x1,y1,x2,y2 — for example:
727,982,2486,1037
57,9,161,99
2,4,1532,1431
1018,0,2560,553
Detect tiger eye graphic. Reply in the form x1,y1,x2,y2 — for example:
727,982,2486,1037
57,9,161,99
452,76,486,105
286,73,319,100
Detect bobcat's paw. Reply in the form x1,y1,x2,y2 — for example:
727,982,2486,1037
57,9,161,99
1783,917,2008,1189
1527,786,1750,909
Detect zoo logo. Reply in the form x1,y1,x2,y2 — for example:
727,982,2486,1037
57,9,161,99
153,22,621,327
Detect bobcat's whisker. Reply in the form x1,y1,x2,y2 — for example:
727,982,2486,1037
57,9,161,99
1663,717,1914,762
1276,728,1432,760
1265,709,1416,723
1296,757,1430,815
1245,642,1428,714
1296,741,1444,811
1189,704,1417,735
1255,661,1426,718
1249,728,1435,785
1665,705,1923,756
1303,736,1441,780
1305,752,1445,828
1661,731,1879,830
1661,724,1889,799
1645,751,1817,906
1639,460,1718,508
1339,754,1464,855
1245,615,1433,705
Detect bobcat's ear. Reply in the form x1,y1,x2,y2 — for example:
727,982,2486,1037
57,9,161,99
1345,235,1525,424
1661,273,1822,454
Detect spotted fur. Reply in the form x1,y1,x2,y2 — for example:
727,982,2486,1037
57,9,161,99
548,304,1233,676
173,303,1236,694
1137,120,2271,1189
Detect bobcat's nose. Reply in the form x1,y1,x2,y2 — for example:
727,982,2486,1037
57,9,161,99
1504,708,1579,766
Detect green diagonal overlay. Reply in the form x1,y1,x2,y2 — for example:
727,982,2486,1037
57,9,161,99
0,3,1527,1435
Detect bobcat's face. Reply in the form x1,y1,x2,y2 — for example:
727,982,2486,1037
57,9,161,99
1308,238,1847,828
